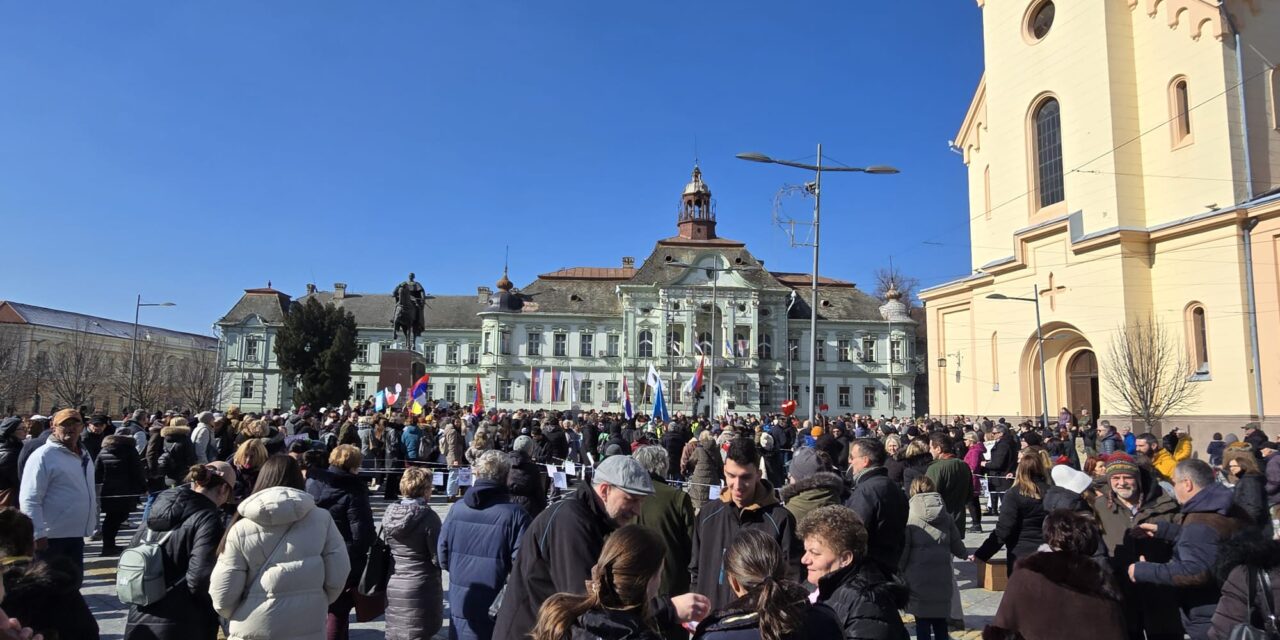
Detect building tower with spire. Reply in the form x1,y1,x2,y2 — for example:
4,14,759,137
676,165,716,241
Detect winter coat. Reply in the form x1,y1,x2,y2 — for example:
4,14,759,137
1209,533,1280,640
156,425,197,487
1151,435,1193,481
844,466,909,573
443,424,466,467
18,437,97,539
1,555,99,640
0,418,24,493
124,486,226,640
899,492,967,619
191,421,214,464
401,425,422,462
569,608,664,640
691,478,801,611
963,443,984,494
780,471,844,527
1230,471,1270,534
693,598,843,640
209,486,350,640
506,449,547,517
1266,454,1280,507
635,474,696,597
119,419,149,453
382,497,444,640
212,426,236,463
985,433,1017,476
95,435,147,513
925,456,974,530
1097,431,1123,456
305,466,375,587
661,427,690,478
974,481,1050,574
438,479,530,640
883,455,906,486
899,453,932,489
686,440,724,508
544,425,570,462
813,560,909,640
15,430,50,487
985,551,1127,640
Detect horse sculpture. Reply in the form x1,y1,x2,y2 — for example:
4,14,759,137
391,273,426,347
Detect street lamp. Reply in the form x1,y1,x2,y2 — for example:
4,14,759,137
737,146,899,420
987,288,1050,428
129,296,175,411
668,261,761,420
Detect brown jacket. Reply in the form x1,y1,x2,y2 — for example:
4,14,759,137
442,423,466,467
985,551,1127,640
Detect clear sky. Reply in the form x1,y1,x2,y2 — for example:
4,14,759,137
0,2,985,335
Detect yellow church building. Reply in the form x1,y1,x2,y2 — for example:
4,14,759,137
921,0,1280,439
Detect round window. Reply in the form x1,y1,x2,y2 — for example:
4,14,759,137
1026,1,1055,41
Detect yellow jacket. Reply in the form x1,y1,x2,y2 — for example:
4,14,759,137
1151,435,1192,480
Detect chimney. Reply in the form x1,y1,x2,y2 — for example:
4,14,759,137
334,283,347,300
306,283,317,295
477,286,492,303
622,256,635,269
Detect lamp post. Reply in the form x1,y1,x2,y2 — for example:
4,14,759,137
987,288,1050,428
128,295,175,411
668,261,760,420
737,146,899,420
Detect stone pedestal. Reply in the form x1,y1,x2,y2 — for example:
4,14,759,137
379,349,426,404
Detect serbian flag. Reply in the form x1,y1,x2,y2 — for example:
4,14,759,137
622,377,634,420
472,376,484,416
550,367,561,402
410,374,430,415
683,355,705,395
530,366,541,402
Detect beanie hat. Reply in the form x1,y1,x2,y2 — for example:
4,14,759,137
513,435,534,455
1104,452,1140,479
810,426,823,438
789,448,831,482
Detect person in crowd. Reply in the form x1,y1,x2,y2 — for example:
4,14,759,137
494,455,709,639
15,416,50,487
780,448,844,528
925,432,973,532
983,424,1018,515
685,430,723,510
466,429,490,467
692,438,801,611
210,416,236,463
1096,423,1123,455
211,455,349,640
382,421,407,501
662,422,692,482
300,448,328,478
231,437,268,504
0,508,98,640
1128,459,1249,639
190,412,215,464
118,409,149,453
123,462,234,640
1206,432,1227,467
694,529,843,640
883,434,906,486
95,432,147,555
443,417,467,502
844,438,909,573
382,466,443,640
1043,464,1096,514
17,409,95,585
507,434,548,517
155,418,198,489
1209,529,1280,639
305,444,374,640
81,414,108,460
985,510,1126,640
439,450,530,640
1136,430,1192,482
401,419,423,468
0,418,27,508
797,504,908,638
973,453,1050,576
531,525,667,640
898,438,933,489
900,477,966,640
1223,448,1270,536
961,431,985,533
634,446,696,604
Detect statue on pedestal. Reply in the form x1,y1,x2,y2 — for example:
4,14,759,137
392,273,426,347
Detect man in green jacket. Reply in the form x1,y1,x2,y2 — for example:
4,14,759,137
925,432,973,531
633,445,696,597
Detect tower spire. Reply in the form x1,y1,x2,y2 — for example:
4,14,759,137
676,165,717,240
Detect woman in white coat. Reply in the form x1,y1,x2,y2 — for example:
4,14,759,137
210,455,350,640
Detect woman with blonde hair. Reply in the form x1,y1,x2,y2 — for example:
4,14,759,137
973,453,1051,576
305,444,375,639
383,466,443,640
531,525,666,640
231,438,268,503
465,430,490,467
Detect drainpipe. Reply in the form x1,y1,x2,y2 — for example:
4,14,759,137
1243,217,1265,420
1220,5,1255,201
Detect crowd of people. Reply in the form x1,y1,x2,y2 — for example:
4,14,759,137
0,401,1278,639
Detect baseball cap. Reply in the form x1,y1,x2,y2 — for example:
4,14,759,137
592,455,654,496
1243,422,1261,431
29,414,49,422
52,409,83,426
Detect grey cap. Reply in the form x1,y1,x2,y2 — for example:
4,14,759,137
512,435,534,455
592,455,654,496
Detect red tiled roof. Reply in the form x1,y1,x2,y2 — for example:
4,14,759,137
770,272,856,288
538,267,637,281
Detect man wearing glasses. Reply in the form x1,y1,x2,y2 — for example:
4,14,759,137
18,408,97,585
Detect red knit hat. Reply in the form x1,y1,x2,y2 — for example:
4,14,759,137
1104,452,1140,478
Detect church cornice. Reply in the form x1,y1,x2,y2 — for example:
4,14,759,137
1127,0,1229,41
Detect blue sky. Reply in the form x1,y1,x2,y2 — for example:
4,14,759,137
0,2,985,335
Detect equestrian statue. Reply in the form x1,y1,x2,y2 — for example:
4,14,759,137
391,272,426,347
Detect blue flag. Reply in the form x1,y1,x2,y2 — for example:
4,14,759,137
375,390,386,412
652,382,670,423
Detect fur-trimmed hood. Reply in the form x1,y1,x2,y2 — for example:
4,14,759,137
161,425,191,438
1217,530,1280,582
780,471,845,502
1015,550,1122,602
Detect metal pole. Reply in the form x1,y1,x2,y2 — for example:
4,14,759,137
128,294,140,411
709,269,718,421
808,143,822,421
1033,285,1050,428
1243,218,1265,420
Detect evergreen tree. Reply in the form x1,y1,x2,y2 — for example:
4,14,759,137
274,297,358,408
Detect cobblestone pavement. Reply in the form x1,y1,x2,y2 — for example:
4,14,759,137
82,495,1004,638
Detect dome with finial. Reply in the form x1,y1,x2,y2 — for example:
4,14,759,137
879,284,914,323
496,269,513,292
683,165,711,196
485,267,523,313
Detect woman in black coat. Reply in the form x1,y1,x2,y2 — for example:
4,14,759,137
1224,449,1271,536
0,508,99,640
973,455,1051,576
507,436,548,517
95,434,148,555
305,445,375,640
124,464,232,640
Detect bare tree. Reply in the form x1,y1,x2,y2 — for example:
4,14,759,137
109,336,171,412
46,322,109,410
1102,316,1200,431
0,329,28,412
172,350,222,411
873,265,920,308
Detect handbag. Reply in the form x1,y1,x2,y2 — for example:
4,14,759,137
1230,567,1280,640
354,526,392,622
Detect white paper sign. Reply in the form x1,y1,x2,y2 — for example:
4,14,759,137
708,485,722,501
553,471,568,489
458,468,473,486
432,472,445,486
565,461,577,476
545,464,558,476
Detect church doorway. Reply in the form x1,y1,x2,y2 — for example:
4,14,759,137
1068,350,1100,424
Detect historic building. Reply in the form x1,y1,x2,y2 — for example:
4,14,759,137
920,1,1280,436
218,167,919,417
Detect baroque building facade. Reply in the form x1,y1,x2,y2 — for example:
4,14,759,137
218,168,919,418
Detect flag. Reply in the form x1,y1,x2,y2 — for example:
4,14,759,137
375,390,386,412
683,355,705,395
652,382,670,422
530,366,541,402
410,374,430,400
645,363,662,391
570,368,581,403
723,336,734,359
622,377,634,420
384,383,402,407
737,339,749,357
551,367,560,402
473,376,484,416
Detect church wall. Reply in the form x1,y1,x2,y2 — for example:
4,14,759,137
1238,4,1280,195
1250,212,1280,424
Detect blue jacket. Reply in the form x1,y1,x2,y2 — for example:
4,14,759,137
1132,482,1247,639
1123,433,1136,455
401,425,423,461
438,479,530,640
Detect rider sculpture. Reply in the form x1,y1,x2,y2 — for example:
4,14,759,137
392,272,426,346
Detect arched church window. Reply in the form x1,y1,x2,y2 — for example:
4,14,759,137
1170,77,1192,145
1032,97,1065,209
1187,304,1209,374
638,330,654,359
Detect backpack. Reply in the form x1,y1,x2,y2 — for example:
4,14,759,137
116,528,175,606
417,431,438,461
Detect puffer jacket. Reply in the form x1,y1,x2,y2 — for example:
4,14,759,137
1151,435,1193,481
305,466,375,585
124,486,226,640
691,478,800,611
686,440,724,508
974,481,1051,575
570,608,664,640
438,479,530,640
506,449,547,517
95,435,147,512
780,471,845,527
156,425,197,487
899,492,967,619
814,560,910,640
382,497,443,640
401,425,423,462
209,486,350,640
0,417,25,494
1229,471,1270,535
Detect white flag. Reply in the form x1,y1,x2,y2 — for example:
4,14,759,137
646,363,662,391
